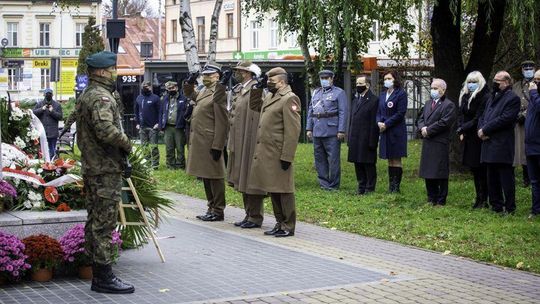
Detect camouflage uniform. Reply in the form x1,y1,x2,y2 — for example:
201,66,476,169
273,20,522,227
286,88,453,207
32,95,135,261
77,75,131,265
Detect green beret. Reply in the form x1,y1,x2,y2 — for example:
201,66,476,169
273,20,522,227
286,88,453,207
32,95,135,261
86,51,117,69
266,67,287,77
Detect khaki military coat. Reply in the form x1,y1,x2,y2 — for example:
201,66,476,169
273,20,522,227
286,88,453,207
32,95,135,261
227,80,266,195
249,85,301,193
514,80,530,166
184,82,228,179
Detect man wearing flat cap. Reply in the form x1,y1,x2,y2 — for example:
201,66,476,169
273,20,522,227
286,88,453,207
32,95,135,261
306,69,348,190
227,61,266,229
33,88,63,159
134,80,161,168
184,62,229,222
514,60,537,187
159,81,188,169
249,67,301,237
76,51,135,294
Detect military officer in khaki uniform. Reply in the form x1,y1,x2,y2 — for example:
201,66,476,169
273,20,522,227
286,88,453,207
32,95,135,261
77,51,134,294
514,60,536,187
184,63,229,221
228,61,266,229
249,67,301,237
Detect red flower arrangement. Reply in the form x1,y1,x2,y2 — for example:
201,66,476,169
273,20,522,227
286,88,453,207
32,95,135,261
22,234,63,271
56,203,71,212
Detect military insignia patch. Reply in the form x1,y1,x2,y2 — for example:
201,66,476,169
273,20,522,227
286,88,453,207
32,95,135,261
387,101,394,108
101,96,111,102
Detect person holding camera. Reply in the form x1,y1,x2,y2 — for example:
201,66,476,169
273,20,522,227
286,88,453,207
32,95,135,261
33,88,63,159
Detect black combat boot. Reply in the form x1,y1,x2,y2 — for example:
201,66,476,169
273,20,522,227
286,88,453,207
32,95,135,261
387,167,395,193
394,167,403,193
91,263,135,294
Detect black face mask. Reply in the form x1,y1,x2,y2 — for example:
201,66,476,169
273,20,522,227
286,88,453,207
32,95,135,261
356,86,367,94
168,90,177,96
492,82,500,93
45,94,53,102
267,82,278,94
142,88,151,95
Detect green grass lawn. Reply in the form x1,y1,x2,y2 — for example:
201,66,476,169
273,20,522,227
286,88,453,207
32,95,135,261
152,140,540,273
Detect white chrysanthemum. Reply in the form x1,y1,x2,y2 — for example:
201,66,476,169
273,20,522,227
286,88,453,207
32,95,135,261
10,107,25,121
28,129,40,140
37,168,43,174
32,200,42,208
23,200,33,209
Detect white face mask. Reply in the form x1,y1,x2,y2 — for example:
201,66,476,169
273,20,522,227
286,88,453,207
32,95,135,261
384,80,393,89
320,79,331,88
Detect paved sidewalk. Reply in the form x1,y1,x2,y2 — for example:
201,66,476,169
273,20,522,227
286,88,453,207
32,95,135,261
1,192,539,304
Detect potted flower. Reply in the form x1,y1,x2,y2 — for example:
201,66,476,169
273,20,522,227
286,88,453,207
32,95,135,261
22,234,63,282
0,180,17,212
59,225,123,280
0,230,31,285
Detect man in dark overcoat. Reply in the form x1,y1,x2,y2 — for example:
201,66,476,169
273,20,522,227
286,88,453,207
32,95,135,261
478,71,521,214
347,75,379,194
417,79,457,206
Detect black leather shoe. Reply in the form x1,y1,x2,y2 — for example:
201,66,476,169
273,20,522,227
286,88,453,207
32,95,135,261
202,214,224,222
91,264,134,294
274,230,294,237
264,224,280,235
234,219,247,227
241,221,261,229
196,213,211,220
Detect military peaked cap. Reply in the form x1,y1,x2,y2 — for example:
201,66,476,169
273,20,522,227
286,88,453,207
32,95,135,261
165,81,178,89
521,60,536,68
86,51,117,69
318,69,334,77
43,88,53,94
202,62,222,74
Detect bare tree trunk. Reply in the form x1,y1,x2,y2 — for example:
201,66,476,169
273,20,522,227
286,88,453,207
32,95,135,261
179,0,201,72
298,26,317,90
207,0,223,62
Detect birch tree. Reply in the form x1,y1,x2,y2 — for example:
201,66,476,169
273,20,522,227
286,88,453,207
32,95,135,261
207,0,223,62
179,0,201,73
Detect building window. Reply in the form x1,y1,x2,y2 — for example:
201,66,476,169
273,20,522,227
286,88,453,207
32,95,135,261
7,68,20,90
269,20,278,49
171,19,178,42
40,23,50,47
75,23,85,47
227,13,233,38
288,31,297,48
41,69,51,90
371,21,380,41
250,21,260,50
197,17,205,52
7,22,18,46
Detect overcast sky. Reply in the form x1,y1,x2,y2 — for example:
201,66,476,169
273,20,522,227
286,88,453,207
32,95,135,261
101,0,165,17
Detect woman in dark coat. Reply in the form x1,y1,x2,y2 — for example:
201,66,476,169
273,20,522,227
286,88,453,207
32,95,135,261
347,75,379,194
456,71,490,208
376,71,408,193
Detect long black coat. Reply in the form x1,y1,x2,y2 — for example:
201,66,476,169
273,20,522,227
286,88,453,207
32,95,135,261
376,87,408,159
479,88,520,164
457,87,489,168
417,96,457,179
347,90,379,164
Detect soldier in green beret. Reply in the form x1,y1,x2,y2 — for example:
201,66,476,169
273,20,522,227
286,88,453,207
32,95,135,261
76,51,135,294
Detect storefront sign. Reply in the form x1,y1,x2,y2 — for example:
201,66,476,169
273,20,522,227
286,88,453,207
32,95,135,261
1,48,81,58
3,60,24,68
33,59,51,68
223,2,235,11
233,49,303,60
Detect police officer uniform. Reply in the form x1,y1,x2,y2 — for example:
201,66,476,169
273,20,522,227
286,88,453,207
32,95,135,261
249,67,301,237
306,70,348,190
76,51,134,294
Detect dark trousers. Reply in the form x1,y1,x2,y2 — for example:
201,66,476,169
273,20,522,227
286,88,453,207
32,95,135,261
164,126,186,169
140,127,160,168
202,178,225,216
470,165,488,204
47,137,57,160
486,163,516,213
425,179,448,205
313,136,341,189
354,162,377,193
242,193,265,225
527,155,540,215
270,193,296,232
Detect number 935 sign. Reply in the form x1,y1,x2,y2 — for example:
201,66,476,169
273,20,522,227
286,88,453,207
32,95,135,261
121,75,139,84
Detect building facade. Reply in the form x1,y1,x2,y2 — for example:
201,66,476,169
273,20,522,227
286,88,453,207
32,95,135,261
0,0,101,101
165,0,241,60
